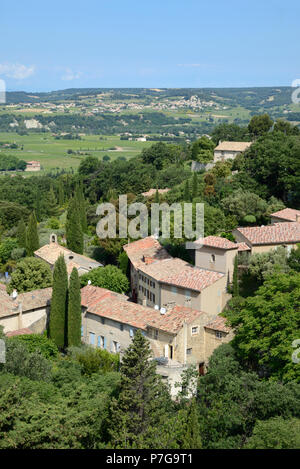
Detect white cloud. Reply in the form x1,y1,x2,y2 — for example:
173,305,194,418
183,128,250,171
61,68,81,81
0,63,35,79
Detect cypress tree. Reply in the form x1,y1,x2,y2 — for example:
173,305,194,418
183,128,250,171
67,267,82,347
184,179,191,201
66,198,84,254
35,192,42,222
16,219,27,249
109,330,171,448
154,188,160,203
49,255,68,349
192,172,198,200
46,185,59,217
58,178,65,207
75,181,88,232
26,211,39,256
232,255,239,296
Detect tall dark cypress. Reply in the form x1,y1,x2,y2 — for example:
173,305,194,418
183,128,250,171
26,211,39,256
67,267,82,347
58,178,65,207
192,172,198,200
75,181,88,233
49,255,68,349
16,219,27,249
232,255,239,297
66,198,84,254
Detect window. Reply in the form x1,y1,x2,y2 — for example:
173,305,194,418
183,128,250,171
171,286,177,294
89,332,95,345
215,331,223,339
185,289,191,299
101,317,105,325
186,348,192,355
154,329,158,340
97,335,105,348
120,323,124,331
191,326,198,335
153,282,156,289
211,254,216,263
153,294,155,303
129,328,134,337
81,325,83,337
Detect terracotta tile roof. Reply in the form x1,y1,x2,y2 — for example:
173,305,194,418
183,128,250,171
123,236,171,269
34,242,102,273
139,257,224,292
195,236,238,250
237,242,251,252
270,208,300,222
141,188,170,197
205,316,231,333
0,287,52,318
18,288,52,312
82,285,207,335
214,141,252,152
146,305,206,334
235,222,300,246
6,328,33,337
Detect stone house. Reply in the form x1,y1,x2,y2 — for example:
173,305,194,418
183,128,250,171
270,208,300,225
124,236,230,315
0,284,52,334
233,222,300,255
213,141,252,163
80,285,233,370
25,160,41,171
34,234,102,276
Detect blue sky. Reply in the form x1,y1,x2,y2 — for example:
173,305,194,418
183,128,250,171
1,0,299,91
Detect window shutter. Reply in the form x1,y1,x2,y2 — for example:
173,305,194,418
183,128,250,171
103,337,107,349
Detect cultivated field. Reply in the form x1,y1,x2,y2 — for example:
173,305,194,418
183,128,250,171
0,132,154,172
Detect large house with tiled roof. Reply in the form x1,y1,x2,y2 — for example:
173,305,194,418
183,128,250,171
34,234,102,276
80,284,233,373
233,222,300,254
124,236,230,315
270,208,300,224
0,285,52,334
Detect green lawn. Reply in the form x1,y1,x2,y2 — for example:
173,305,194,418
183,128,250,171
0,132,154,172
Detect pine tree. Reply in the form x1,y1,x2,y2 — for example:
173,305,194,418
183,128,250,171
66,198,84,254
16,219,27,249
67,267,82,347
184,179,191,201
109,330,171,448
49,255,68,349
26,211,39,256
232,255,239,296
192,172,198,200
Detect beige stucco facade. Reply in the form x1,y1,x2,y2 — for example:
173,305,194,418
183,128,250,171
233,229,298,255
195,245,237,282
0,306,49,334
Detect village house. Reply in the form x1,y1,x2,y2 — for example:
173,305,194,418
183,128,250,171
124,236,230,315
80,284,233,391
233,222,300,254
34,234,102,276
25,160,41,171
0,284,52,334
213,141,252,163
270,207,300,224
192,235,251,282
